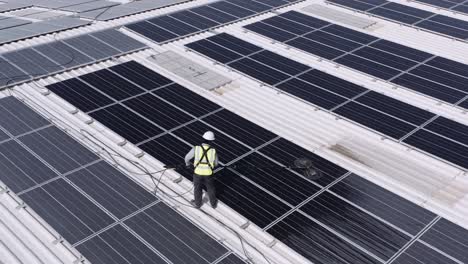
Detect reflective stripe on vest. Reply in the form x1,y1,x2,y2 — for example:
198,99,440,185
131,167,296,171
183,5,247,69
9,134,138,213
194,145,216,176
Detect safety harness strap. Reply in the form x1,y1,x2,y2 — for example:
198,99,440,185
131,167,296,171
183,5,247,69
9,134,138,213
197,146,213,169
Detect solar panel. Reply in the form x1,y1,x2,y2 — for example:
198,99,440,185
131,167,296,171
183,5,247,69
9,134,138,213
328,0,468,39
0,29,146,89
0,2,31,12
217,253,246,264
330,174,436,235
78,0,187,21
169,10,219,30
89,104,165,144
125,203,228,263
186,33,468,169
0,96,234,263
63,35,121,60
209,1,255,17
392,241,459,264
413,0,468,16
91,29,147,53
419,218,468,263
0,140,57,193
60,0,120,13
243,11,468,107
76,224,168,263
124,0,300,44
80,69,145,100
0,17,89,45
0,17,31,30
190,5,238,24
226,0,271,12
21,178,115,243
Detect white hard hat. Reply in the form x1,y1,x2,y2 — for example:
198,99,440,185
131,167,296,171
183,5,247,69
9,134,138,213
203,131,215,141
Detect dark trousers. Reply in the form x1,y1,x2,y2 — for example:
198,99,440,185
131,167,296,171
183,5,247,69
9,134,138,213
193,174,216,207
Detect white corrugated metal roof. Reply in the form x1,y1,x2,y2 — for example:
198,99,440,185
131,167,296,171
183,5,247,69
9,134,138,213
2,0,468,263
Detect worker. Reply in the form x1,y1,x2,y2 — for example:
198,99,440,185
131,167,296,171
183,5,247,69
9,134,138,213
184,131,219,209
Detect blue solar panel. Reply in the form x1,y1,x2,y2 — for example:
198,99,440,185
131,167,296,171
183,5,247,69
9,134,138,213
243,11,468,108
392,241,459,264
226,0,271,12
169,10,219,30
209,1,255,17
328,0,468,39
190,6,238,24
381,1,434,18
302,191,410,261
21,178,115,243
297,70,367,98
267,211,382,264
124,0,304,44
415,0,459,8
414,0,468,16
404,129,468,168
420,218,468,263
89,104,164,144
355,91,436,125
334,101,417,139
261,16,313,34
148,16,200,36
330,174,437,235
126,21,178,43
0,30,146,89
336,54,401,80
303,30,363,52
229,58,290,85
245,22,296,42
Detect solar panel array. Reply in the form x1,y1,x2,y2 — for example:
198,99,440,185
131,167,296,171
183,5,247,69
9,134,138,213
0,16,31,30
45,61,468,264
413,0,468,14
327,0,468,40
0,29,146,88
11,0,119,11
124,0,297,43
0,96,243,264
186,33,468,170
0,16,89,45
79,0,187,21
243,11,468,108
0,2,31,12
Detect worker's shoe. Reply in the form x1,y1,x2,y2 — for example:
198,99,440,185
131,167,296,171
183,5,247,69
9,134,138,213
211,200,218,209
190,200,201,209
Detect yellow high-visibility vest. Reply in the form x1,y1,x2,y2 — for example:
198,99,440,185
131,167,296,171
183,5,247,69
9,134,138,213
194,145,216,176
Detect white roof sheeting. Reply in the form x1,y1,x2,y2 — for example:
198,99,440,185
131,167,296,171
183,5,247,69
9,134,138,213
2,0,468,263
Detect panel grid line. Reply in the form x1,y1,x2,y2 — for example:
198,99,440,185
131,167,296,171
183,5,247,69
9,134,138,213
295,194,388,263
188,45,423,141
326,0,468,41
244,14,468,99
263,172,350,231
386,216,441,263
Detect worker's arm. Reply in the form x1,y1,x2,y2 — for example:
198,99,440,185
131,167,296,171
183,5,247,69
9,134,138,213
184,147,195,166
